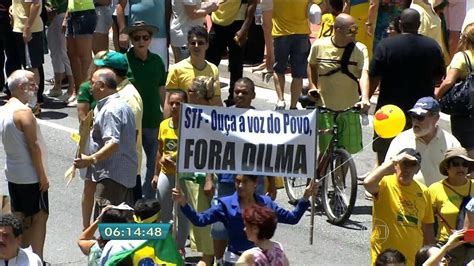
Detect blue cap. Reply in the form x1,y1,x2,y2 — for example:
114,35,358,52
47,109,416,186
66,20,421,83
408,97,440,115
94,51,128,71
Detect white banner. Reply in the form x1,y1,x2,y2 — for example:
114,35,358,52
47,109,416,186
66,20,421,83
177,104,317,178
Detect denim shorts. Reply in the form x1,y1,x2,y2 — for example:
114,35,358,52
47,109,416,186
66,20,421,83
66,9,97,37
273,34,310,78
94,6,113,34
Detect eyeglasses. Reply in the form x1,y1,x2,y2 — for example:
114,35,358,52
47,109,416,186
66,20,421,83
132,35,151,42
450,160,469,168
189,41,206,46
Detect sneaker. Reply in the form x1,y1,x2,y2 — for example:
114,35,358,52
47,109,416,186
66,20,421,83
275,100,286,110
58,93,71,103
46,89,62,97
67,99,77,107
67,95,77,103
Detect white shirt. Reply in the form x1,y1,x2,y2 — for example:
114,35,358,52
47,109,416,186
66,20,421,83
385,126,461,186
170,0,205,47
0,248,43,266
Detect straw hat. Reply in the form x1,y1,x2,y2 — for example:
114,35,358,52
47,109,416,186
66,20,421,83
439,147,474,176
122,21,158,35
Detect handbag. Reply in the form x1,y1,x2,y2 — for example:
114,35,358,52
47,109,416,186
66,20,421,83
439,52,474,116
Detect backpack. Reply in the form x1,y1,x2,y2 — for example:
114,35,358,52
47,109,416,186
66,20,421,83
439,52,474,117
319,42,360,93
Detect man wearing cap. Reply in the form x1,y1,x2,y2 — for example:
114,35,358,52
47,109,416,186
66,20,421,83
74,68,137,215
123,21,166,200
364,148,435,266
384,97,461,186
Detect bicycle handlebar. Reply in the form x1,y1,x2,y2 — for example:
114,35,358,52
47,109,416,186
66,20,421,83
317,106,361,114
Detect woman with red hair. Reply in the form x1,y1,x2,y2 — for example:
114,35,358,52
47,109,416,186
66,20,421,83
237,204,289,266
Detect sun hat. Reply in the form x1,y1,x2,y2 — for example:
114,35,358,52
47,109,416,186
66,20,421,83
122,21,158,35
439,147,474,176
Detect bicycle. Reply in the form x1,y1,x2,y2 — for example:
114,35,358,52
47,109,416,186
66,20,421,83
284,99,359,225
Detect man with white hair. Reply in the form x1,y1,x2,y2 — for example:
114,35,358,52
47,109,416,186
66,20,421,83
0,69,49,260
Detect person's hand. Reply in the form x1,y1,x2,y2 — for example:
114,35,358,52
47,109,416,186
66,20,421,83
366,24,373,37
434,87,443,100
151,174,159,190
355,99,371,114
445,230,466,251
390,152,417,166
203,176,215,199
160,156,176,171
205,2,218,12
74,154,94,169
39,176,49,192
23,26,32,43
172,187,187,206
119,33,129,49
266,182,277,200
234,29,248,47
303,179,319,201
61,19,67,34
307,86,320,103
96,205,114,221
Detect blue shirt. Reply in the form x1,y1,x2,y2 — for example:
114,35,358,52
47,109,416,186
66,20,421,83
129,0,166,39
181,192,310,254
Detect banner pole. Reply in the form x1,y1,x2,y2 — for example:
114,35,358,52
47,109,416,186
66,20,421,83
310,108,318,245
173,103,185,241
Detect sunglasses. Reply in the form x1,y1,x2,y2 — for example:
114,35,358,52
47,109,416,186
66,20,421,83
132,35,151,42
189,41,206,46
410,113,429,121
450,160,469,168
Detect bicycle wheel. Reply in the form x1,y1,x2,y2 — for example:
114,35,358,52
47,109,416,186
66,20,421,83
321,148,358,225
284,176,311,204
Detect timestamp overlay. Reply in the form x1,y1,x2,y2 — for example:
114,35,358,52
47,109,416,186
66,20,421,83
98,223,171,240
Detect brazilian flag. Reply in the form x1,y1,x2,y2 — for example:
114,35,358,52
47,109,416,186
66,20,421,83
105,235,185,266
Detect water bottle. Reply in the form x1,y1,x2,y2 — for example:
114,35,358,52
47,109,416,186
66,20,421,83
255,5,263,25
361,113,369,126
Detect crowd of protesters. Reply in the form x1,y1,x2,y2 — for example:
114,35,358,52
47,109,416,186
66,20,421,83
1,0,474,265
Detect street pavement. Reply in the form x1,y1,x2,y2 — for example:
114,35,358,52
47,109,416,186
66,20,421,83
1,55,450,265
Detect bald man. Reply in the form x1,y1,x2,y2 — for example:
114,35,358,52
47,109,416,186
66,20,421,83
74,68,137,216
307,13,370,155
368,8,445,165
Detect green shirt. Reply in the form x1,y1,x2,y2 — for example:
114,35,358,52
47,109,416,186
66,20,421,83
126,49,166,129
67,0,94,12
77,81,96,109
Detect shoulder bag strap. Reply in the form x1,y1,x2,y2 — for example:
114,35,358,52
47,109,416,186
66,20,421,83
462,51,473,74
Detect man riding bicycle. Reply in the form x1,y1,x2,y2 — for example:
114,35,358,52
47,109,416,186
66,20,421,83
307,13,371,154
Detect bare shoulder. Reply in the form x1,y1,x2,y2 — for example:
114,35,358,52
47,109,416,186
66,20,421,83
236,250,254,265
12,106,35,131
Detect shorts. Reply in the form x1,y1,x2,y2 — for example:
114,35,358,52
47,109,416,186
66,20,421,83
94,6,113,34
273,34,310,78
8,182,49,217
66,9,97,37
13,32,44,68
94,178,134,218
319,110,362,154
451,115,474,149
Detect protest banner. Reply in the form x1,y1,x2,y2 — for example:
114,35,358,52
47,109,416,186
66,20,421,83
177,104,317,178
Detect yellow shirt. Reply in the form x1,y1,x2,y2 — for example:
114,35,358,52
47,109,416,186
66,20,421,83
116,79,143,175
166,58,221,96
318,13,335,38
429,180,473,243
411,0,450,64
371,174,434,266
449,50,474,79
307,37,369,110
211,0,247,26
158,118,178,175
272,0,320,37
12,0,43,33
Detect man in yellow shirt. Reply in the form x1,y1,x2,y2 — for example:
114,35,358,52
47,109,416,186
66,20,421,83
364,148,435,266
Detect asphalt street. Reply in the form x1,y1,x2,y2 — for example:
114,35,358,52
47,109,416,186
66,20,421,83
0,56,382,265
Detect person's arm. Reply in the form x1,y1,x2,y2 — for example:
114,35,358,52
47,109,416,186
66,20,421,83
357,69,371,112
273,180,318,224
423,230,465,266
16,109,49,191
368,75,380,100
116,0,129,49
151,138,164,190
366,0,378,37
78,219,99,255
159,85,166,109
266,176,277,200
172,187,222,226
423,223,436,245
163,90,172,118
234,0,257,46
23,0,42,42
77,103,91,122
363,160,395,196
236,251,254,265
183,2,218,19
435,68,461,99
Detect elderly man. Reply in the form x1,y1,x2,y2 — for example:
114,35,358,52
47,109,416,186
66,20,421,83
74,68,137,215
308,13,370,155
368,8,445,164
364,148,435,266
0,70,49,260
0,214,42,265
385,97,461,186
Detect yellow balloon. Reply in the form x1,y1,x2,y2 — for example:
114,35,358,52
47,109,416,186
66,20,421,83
373,105,406,139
